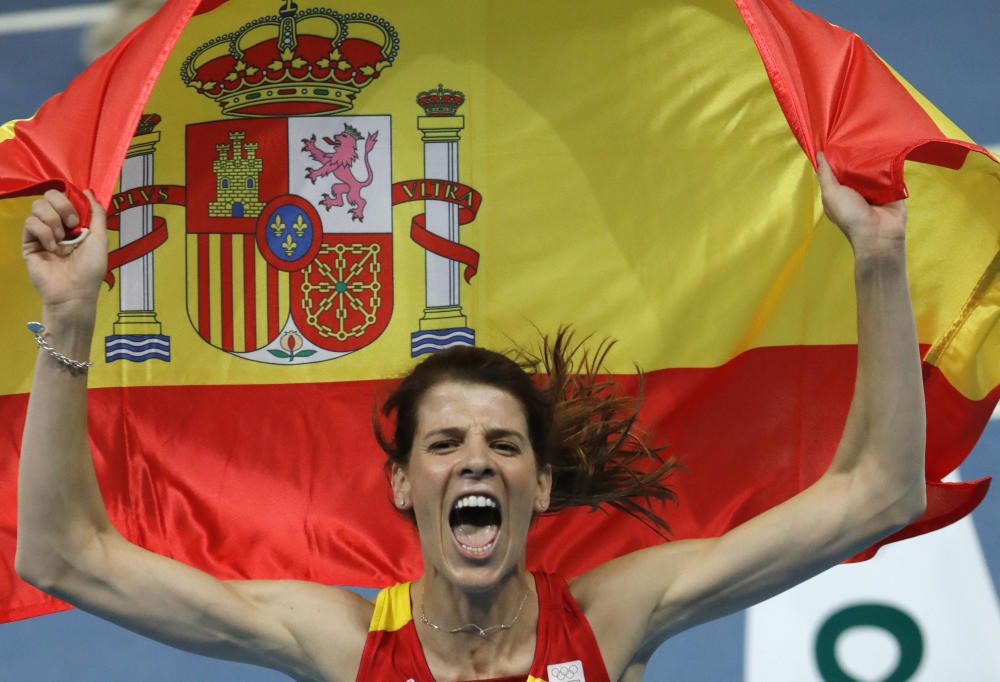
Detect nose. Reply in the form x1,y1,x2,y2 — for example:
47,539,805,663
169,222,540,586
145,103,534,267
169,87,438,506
458,438,495,479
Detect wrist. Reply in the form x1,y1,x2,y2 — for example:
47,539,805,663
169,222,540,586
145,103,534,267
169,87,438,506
36,310,97,361
851,236,906,266
853,245,908,282
40,299,99,328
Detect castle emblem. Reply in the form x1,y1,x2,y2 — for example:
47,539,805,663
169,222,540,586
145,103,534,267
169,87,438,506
210,132,265,219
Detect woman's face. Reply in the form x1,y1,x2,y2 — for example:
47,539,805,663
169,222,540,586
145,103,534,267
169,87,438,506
392,381,552,591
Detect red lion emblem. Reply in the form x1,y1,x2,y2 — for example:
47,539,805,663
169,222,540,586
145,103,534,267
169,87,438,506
301,124,379,222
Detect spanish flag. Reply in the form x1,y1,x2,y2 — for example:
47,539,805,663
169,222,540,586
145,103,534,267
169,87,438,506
1,0,997,623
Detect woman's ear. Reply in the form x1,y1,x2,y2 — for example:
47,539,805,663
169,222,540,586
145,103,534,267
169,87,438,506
391,463,411,510
535,463,552,513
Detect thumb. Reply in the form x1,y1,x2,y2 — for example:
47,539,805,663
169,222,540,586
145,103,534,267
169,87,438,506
815,152,841,194
83,189,108,239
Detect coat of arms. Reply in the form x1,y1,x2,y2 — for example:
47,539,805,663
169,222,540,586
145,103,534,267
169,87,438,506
101,1,483,365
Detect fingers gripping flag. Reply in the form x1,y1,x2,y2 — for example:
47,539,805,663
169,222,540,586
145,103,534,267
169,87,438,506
0,0,997,622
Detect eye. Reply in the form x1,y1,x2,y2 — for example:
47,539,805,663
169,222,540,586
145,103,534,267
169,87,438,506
492,440,521,455
429,439,459,452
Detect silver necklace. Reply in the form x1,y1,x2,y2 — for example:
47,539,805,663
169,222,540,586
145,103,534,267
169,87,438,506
419,587,530,639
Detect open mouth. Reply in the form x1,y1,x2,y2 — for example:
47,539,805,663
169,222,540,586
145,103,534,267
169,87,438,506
449,494,502,559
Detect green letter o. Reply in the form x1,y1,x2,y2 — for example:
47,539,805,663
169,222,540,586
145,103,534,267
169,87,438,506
815,603,923,682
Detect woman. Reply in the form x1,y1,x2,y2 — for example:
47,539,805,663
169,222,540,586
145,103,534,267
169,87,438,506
16,153,925,681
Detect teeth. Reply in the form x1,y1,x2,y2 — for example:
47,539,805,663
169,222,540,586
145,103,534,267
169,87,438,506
454,495,498,510
458,537,498,555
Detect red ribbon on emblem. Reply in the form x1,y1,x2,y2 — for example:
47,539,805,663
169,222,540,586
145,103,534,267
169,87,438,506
391,179,483,283
104,184,186,288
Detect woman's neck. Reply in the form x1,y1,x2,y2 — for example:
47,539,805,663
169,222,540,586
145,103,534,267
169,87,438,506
416,567,534,632
411,568,539,678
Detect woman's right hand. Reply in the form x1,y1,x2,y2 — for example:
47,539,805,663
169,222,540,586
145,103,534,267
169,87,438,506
22,189,108,316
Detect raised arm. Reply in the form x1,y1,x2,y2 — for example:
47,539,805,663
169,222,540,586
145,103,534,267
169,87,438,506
15,191,370,681
575,154,927,676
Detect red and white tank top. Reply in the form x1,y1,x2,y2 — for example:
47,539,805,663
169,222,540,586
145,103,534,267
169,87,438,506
356,571,610,682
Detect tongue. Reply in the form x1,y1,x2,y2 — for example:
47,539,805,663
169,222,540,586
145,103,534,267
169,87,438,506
454,523,499,549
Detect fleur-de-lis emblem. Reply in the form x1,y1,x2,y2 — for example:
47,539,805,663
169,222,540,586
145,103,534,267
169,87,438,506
292,214,309,237
270,215,287,238
281,233,298,256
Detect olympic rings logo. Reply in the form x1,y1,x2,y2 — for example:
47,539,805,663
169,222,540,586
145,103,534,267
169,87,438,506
547,659,584,682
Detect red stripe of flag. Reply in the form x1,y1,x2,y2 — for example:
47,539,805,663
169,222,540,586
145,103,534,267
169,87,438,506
220,235,233,351
243,235,257,351
197,234,210,341
267,265,279,342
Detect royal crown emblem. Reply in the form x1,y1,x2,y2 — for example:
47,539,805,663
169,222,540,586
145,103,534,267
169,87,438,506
180,0,400,117
416,84,465,117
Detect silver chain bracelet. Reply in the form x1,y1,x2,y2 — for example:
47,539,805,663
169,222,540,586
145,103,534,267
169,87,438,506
27,321,94,375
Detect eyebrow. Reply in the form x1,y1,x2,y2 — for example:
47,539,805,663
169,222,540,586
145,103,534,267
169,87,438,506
423,427,528,442
486,428,528,442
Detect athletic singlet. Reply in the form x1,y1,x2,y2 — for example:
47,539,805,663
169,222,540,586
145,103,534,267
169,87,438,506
356,571,610,682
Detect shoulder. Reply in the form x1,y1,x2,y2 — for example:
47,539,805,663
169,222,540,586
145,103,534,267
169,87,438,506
366,581,414,633
532,571,578,612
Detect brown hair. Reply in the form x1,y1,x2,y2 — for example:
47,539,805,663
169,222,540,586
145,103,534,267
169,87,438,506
374,328,677,535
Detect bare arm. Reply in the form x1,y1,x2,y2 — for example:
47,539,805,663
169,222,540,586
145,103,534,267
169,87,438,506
15,191,369,681
576,154,927,676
